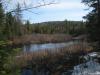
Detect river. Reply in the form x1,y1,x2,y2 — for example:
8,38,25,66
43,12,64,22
23,40,79,52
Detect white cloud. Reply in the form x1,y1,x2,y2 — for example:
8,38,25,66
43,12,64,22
6,0,89,23
7,0,87,11
40,1,87,10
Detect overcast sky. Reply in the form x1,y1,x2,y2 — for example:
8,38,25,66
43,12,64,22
7,0,89,23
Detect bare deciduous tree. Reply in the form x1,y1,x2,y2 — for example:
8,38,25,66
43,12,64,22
1,0,57,13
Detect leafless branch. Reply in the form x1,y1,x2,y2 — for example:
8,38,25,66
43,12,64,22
27,10,40,15
9,2,56,13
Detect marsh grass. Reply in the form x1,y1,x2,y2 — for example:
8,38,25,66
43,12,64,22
12,34,72,45
14,42,92,68
6,41,92,75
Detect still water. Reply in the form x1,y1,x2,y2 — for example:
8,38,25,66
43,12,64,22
23,40,79,52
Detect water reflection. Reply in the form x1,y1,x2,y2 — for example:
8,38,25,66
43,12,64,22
23,41,79,52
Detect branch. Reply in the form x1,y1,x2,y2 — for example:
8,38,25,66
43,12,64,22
27,10,40,15
9,2,56,13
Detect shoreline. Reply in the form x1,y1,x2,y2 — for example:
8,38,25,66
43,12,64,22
9,34,73,45
9,34,86,45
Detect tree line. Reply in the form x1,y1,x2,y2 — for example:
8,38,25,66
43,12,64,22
31,20,86,36
0,3,22,40
0,2,23,75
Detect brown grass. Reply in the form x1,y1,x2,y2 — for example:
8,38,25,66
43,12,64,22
14,42,93,68
11,34,72,45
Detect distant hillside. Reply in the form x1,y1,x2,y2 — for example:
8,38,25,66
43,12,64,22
33,20,84,26
29,20,86,36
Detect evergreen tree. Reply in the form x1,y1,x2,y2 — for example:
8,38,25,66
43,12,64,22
14,3,22,36
0,3,5,40
25,20,30,34
3,12,16,39
82,0,100,50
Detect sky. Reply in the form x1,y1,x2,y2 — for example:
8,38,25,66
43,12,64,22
7,0,89,23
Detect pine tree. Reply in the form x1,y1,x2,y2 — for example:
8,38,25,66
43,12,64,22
14,3,22,36
3,12,15,39
25,20,30,34
82,0,100,50
0,3,5,40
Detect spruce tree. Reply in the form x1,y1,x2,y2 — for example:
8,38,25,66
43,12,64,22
82,0,100,50
0,3,5,40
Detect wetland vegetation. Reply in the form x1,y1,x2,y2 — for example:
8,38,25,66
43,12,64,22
0,0,100,75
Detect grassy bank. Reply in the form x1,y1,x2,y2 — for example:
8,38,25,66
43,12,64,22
11,34,72,45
